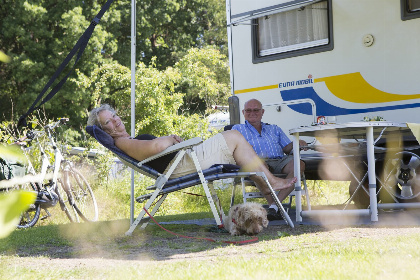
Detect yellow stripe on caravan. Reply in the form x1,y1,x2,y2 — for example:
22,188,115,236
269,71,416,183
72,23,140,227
234,84,278,94
315,72,420,103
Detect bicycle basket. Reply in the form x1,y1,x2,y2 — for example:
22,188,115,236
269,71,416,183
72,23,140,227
10,163,26,178
0,158,25,180
0,158,12,181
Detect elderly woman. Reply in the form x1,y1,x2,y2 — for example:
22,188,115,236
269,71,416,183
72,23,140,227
87,104,297,210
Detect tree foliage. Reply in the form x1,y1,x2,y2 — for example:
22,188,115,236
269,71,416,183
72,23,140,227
133,0,227,68
76,47,229,140
0,0,118,123
0,0,229,144
175,47,230,115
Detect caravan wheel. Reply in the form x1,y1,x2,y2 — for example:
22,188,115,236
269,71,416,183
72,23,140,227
382,151,420,202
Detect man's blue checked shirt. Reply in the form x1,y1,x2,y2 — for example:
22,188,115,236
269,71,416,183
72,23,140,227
232,121,291,159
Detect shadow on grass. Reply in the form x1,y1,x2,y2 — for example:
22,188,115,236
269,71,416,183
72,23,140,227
3,208,420,261
0,211,331,261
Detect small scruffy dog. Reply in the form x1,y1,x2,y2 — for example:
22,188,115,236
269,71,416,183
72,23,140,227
223,202,269,236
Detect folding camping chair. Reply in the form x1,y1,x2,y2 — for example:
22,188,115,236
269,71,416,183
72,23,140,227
230,174,311,213
86,125,294,235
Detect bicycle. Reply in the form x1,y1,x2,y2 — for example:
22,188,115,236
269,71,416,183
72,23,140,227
11,118,98,228
0,147,42,228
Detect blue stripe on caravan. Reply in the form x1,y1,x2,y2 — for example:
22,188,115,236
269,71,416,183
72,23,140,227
280,87,420,116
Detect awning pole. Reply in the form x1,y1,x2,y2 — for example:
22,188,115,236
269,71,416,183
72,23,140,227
226,0,234,96
130,0,136,225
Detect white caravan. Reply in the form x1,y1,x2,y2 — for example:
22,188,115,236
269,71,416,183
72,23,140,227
226,0,420,131
225,0,420,203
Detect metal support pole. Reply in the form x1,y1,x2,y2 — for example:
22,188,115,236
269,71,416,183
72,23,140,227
225,0,234,96
293,132,302,222
130,0,136,225
366,126,378,222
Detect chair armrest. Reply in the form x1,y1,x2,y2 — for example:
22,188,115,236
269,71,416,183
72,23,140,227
138,137,203,166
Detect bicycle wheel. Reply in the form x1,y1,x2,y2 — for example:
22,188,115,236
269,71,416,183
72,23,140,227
17,182,41,229
66,168,98,222
56,179,79,223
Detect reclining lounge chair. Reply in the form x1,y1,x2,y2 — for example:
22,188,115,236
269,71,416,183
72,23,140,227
86,125,294,235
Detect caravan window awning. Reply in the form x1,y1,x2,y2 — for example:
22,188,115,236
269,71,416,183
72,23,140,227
229,0,323,26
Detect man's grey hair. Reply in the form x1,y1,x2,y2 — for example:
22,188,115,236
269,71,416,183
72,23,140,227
87,104,116,128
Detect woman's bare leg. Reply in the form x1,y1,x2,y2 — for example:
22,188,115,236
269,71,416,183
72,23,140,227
221,130,297,204
276,160,305,202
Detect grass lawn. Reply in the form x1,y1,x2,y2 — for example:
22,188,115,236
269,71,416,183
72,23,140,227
1,179,420,279
1,214,420,280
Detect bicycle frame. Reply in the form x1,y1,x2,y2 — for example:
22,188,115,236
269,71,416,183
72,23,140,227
22,119,73,212
45,123,63,191
45,123,78,209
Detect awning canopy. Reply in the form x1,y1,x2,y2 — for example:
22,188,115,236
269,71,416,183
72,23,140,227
229,0,323,26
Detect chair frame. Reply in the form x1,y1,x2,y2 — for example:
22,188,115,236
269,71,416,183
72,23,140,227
86,125,294,235
230,174,312,213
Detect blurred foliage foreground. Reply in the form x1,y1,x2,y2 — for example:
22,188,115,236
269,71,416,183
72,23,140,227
0,144,36,239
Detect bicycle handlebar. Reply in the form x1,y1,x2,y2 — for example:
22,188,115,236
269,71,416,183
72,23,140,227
23,118,69,141
45,118,69,131
25,130,44,141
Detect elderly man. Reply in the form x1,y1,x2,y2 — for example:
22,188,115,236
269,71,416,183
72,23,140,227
232,98,306,220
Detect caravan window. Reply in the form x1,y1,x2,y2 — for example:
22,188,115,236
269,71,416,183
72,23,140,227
401,0,420,20
252,0,333,63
